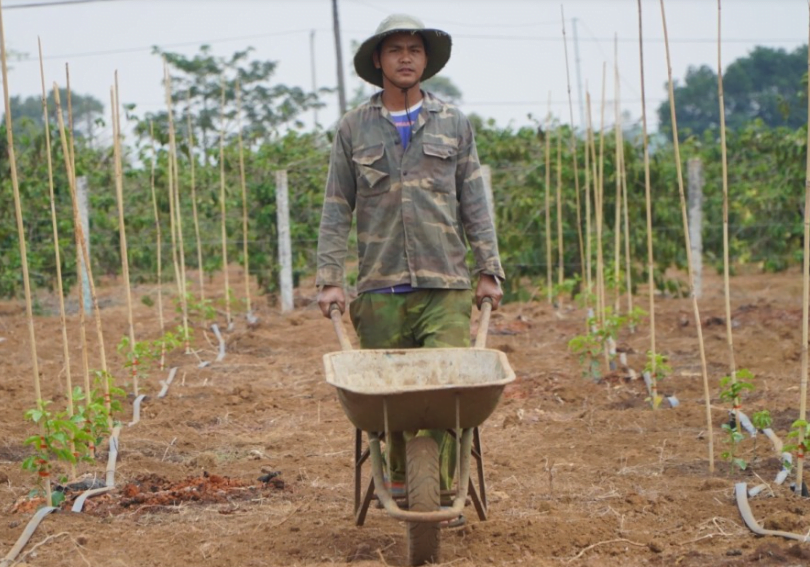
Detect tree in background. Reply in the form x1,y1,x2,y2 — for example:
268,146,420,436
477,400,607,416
5,89,104,145
658,45,808,138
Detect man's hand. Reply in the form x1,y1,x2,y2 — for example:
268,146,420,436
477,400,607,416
475,274,503,310
317,285,346,318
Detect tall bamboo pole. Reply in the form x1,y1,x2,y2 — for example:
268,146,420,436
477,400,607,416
149,122,166,370
561,7,585,287
186,90,205,301
111,75,138,395
794,0,810,492
1,12,51,502
583,85,593,300
660,0,714,472
716,0,739,420
163,63,190,351
621,127,634,330
556,129,564,293
39,40,76,479
637,0,658,409
614,36,624,313
545,92,553,304
219,80,232,329
235,80,252,315
53,86,112,429
597,62,608,329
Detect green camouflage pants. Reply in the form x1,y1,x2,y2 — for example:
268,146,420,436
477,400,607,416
349,288,472,491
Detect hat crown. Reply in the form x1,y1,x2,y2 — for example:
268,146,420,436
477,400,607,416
374,14,426,35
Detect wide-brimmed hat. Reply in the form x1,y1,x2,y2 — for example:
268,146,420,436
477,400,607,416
354,14,452,88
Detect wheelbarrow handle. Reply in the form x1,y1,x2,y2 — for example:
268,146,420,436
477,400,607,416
329,302,353,351
474,297,493,349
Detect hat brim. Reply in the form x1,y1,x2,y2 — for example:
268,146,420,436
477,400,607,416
354,29,452,89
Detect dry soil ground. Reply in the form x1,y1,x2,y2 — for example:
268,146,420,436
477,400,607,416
1,269,810,567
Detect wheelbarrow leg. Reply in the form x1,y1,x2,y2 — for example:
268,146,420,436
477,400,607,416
355,428,380,526
468,427,488,521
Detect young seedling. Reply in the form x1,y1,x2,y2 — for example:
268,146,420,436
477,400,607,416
751,409,772,466
22,400,95,506
720,422,747,475
568,325,602,381
643,352,672,409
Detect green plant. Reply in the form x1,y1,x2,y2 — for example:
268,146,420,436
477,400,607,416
644,352,672,409
751,409,772,465
22,400,95,503
784,419,810,461
719,368,755,407
568,329,602,380
720,422,748,475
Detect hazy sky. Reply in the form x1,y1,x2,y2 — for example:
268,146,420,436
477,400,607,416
3,0,809,145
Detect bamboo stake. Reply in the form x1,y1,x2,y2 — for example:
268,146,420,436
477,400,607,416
163,63,190,351
561,7,585,289
795,0,810,492
39,40,76,479
235,79,252,316
186,90,205,301
65,65,76,181
717,0,739,428
149,122,166,370
660,0,714,472
545,92,553,305
219,79,232,329
1,6,50,502
613,36,624,314
64,70,92,450
597,62,608,330
620,125,634,331
111,75,138,395
556,128,564,296
637,0,659,409
584,85,594,300
53,86,112,429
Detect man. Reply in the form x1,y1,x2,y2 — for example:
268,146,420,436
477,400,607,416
316,13,504,510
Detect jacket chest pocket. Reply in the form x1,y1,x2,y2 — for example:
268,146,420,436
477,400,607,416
422,143,458,193
352,144,389,196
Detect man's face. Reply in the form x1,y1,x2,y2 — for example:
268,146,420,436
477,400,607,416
373,31,428,90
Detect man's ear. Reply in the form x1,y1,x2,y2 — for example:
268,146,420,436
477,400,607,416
372,51,381,69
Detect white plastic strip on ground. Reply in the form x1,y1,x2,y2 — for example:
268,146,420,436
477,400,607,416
735,482,810,542
71,425,122,512
211,323,226,362
0,506,57,567
157,367,178,398
761,428,792,485
128,394,146,426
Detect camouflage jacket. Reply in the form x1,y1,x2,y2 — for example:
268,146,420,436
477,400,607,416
316,91,504,293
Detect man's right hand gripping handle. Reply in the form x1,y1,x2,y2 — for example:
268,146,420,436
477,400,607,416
318,285,346,318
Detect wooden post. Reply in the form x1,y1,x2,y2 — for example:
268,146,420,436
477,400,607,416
275,169,294,313
76,175,92,314
688,158,704,299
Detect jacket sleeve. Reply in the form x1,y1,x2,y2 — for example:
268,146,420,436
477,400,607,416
456,117,505,281
316,124,356,288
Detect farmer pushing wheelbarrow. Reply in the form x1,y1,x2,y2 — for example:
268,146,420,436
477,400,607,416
317,13,511,565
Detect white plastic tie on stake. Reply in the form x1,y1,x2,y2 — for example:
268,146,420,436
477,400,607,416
775,453,793,485
128,394,146,426
211,323,226,362
763,428,784,453
0,506,56,567
72,425,121,512
246,311,258,327
734,410,757,437
158,367,178,398
642,371,653,396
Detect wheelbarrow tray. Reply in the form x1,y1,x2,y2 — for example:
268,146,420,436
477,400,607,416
323,348,515,432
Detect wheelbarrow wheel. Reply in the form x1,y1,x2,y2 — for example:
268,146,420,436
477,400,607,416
406,437,440,566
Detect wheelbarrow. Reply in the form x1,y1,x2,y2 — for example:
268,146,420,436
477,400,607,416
322,299,515,565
